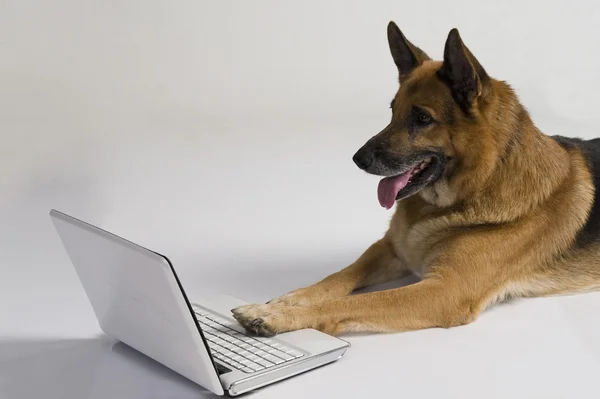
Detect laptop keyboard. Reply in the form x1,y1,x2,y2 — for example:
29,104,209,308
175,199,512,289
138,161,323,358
194,309,305,374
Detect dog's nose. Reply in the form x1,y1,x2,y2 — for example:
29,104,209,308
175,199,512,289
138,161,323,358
353,148,374,170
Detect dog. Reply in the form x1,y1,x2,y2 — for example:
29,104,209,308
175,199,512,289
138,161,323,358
231,22,600,336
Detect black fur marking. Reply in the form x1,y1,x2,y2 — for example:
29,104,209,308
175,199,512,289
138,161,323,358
552,135,578,150
553,135,600,247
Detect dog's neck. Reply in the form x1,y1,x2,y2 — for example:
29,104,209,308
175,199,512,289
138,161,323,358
466,81,572,222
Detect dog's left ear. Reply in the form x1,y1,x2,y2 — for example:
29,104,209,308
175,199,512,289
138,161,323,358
438,29,490,113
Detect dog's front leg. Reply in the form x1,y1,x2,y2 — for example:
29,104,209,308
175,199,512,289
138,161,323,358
232,276,484,336
266,238,409,307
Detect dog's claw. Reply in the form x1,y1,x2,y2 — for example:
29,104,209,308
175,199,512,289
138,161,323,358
250,318,263,329
248,318,264,334
240,317,274,337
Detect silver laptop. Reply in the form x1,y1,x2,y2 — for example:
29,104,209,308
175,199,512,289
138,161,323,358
49,209,349,396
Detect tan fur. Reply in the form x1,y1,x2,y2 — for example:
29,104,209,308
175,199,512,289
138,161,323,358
231,26,600,337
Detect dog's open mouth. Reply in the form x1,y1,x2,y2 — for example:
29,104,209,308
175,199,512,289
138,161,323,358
377,156,440,209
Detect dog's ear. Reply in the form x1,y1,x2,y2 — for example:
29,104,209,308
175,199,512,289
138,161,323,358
387,22,430,83
438,28,490,113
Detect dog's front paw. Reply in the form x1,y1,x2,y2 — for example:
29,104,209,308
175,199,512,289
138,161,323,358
231,304,301,337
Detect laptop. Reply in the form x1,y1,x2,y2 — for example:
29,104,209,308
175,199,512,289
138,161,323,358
49,209,349,396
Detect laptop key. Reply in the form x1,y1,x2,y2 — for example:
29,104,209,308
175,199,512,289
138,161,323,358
275,351,294,361
287,349,303,358
248,363,264,371
256,359,273,368
223,357,244,369
264,354,285,364
254,350,271,359
222,335,237,343
222,342,237,350
202,327,217,334
269,343,286,350
212,324,228,332
247,354,261,362
221,350,238,359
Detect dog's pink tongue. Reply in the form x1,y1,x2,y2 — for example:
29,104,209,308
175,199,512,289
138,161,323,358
377,171,411,210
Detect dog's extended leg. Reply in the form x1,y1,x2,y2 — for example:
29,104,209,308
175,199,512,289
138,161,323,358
233,241,600,337
233,275,484,336
267,238,409,307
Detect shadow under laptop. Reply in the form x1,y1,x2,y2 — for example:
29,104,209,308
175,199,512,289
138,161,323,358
0,335,217,399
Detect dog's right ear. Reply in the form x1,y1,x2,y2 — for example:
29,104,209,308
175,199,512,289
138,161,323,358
438,29,490,114
387,22,430,83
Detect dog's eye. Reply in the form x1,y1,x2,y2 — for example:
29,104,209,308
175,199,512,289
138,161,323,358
415,110,433,126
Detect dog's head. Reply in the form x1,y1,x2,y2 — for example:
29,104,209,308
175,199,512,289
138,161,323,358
354,22,497,209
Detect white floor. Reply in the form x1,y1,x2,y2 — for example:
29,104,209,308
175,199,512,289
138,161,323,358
4,251,600,399
3,1,600,398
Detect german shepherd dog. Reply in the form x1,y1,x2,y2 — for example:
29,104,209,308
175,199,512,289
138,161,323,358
232,22,600,336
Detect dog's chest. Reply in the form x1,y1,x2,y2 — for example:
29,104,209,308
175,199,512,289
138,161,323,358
389,205,450,277
391,228,434,277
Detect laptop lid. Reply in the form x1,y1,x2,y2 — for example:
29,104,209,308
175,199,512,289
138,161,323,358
49,209,224,395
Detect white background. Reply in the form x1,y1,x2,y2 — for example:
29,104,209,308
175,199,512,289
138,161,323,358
2,1,600,398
